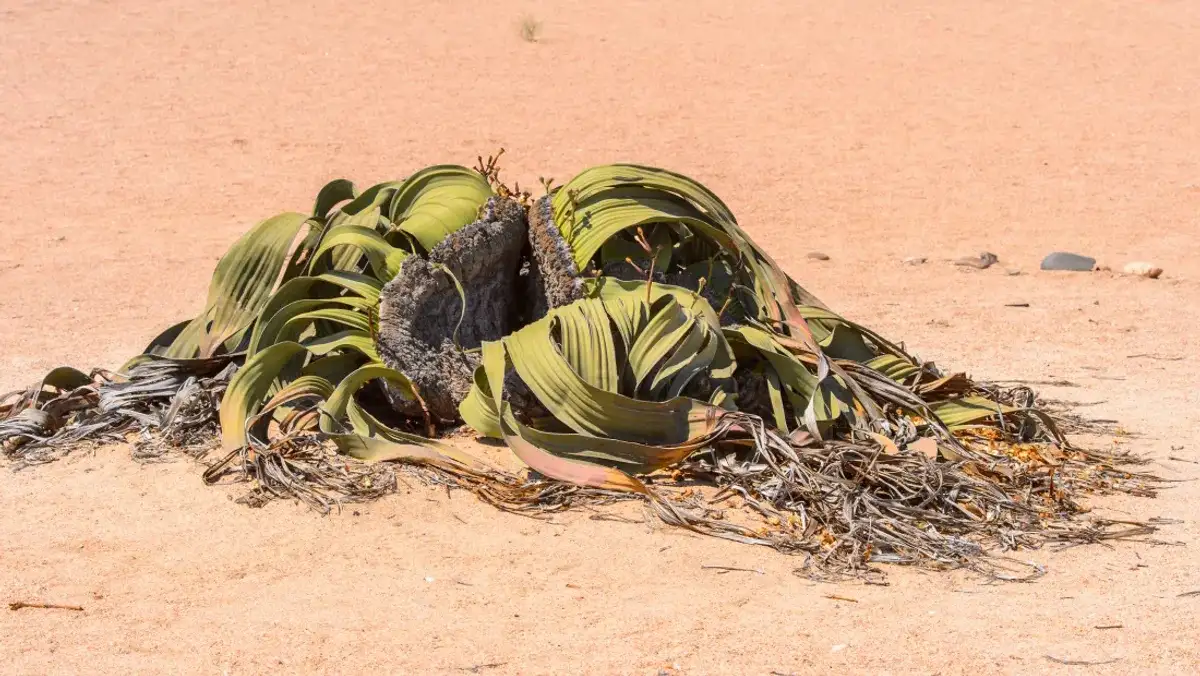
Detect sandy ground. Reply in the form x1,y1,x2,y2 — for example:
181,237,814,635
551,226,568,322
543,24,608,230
2,0,1199,673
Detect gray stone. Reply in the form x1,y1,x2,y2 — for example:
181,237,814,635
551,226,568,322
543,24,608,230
1123,261,1163,278
1040,252,1096,272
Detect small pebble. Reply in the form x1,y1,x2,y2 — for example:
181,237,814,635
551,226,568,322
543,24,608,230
910,437,938,459
1005,268,1022,276
1123,261,1162,278
806,251,830,261
1041,251,1096,272
902,256,927,265
831,644,847,653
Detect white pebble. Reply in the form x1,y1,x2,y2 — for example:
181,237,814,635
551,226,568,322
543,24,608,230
1123,261,1162,278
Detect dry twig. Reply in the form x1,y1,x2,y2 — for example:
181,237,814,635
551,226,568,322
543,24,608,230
701,564,764,575
8,601,84,612
1044,655,1121,666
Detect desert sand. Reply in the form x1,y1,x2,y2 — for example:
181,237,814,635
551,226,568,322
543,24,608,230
2,1,1198,673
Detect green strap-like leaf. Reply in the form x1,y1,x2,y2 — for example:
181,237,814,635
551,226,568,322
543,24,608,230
166,211,309,359
301,330,379,361
333,433,491,474
866,354,922,383
307,225,407,280
500,403,706,476
460,289,728,461
503,310,713,445
246,272,381,356
388,165,492,252
554,298,619,392
319,364,418,433
219,341,308,450
250,298,372,356
313,179,357,220
626,297,694,395
220,329,385,450
458,351,503,438
929,396,1018,429
277,307,372,345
